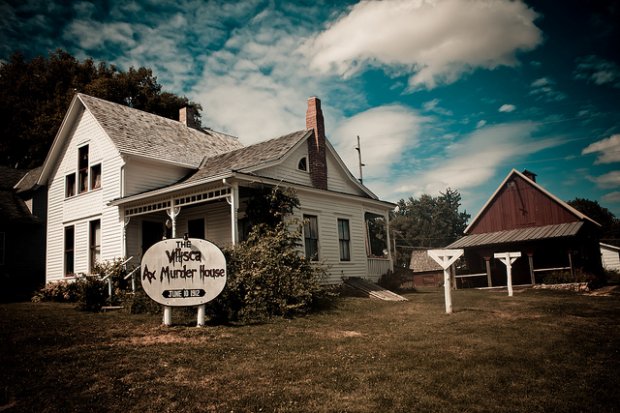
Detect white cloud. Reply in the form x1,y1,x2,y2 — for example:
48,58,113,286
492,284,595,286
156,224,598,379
582,134,620,164
331,105,426,180
373,121,564,201
574,55,620,88
303,0,542,90
602,191,620,204
499,104,516,113
529,77,566,101
476,120,487,128
590,171,620,189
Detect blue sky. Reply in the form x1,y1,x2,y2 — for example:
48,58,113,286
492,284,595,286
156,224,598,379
1,0,619,217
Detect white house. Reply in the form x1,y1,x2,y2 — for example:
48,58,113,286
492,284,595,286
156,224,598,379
36,93,394,285
600,242,620,272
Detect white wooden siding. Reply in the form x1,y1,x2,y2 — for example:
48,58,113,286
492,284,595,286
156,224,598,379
601,245,620,271
259,144,312,186
325,151,365,196
295,190,376,284
124,158,191,196
46,108,125,280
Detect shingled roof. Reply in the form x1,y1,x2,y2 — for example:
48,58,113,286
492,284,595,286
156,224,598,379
0,166,38,224
78,94,244,168
185,130,311,184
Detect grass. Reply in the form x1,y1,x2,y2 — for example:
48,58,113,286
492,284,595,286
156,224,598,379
1,287,620,413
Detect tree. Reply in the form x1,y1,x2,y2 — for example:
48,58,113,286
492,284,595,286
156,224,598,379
567,197,620,246
0,49,202,168
391,188,470,267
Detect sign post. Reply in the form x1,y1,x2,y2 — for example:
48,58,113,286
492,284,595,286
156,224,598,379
428,249,464,314
141,238,227,327
494,252,521,297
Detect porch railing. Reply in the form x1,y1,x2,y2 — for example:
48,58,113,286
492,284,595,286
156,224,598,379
367,257,391,280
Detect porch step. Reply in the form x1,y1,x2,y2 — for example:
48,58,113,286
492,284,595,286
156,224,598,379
101,306,124,312
343,278,408,301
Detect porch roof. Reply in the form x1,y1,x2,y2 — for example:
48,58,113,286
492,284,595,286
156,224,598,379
446,221,584,249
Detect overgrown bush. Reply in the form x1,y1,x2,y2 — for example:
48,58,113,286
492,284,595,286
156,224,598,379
208,221,333,324
542,269,595,285
120,288,161,315
32,279,81,303
378,269,406,291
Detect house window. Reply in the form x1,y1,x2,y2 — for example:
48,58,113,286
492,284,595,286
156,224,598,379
303,215,319,261
65,173,76,197
338,219,351,261
78,145,89,193
0,232,5,266
64,226,75,276
298,157,308,171
90,164,101,190
90,220,101,272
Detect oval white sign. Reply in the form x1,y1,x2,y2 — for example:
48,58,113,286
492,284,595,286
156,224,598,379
140,238,226,306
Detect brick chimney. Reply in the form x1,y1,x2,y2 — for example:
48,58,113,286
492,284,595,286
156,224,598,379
306,97,328,190
179,106,200,129
522,169,537,182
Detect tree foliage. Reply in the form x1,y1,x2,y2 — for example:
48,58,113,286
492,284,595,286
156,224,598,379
0,49,202,168
391,188,470,266
567,197,620,245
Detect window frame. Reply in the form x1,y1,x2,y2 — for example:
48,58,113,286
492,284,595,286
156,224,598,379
337,218,351,262
65,173,76,198
64,226,75,276
303,214,319,261
90,163,101,190
89,220,101,272
297,156,308,172
78,145,89,194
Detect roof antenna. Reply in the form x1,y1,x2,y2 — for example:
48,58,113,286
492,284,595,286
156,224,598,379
355,135,365,184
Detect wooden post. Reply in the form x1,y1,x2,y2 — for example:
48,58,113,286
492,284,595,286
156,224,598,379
163,306,172,326
428,249,464,314
484,256,492,287
527,253,535,285
197,304,206,327
494,252,521,297
567,250,574,277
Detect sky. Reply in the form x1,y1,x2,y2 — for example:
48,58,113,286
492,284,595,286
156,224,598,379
1,0,619,217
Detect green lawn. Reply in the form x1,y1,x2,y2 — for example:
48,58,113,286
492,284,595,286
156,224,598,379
1,287,619,413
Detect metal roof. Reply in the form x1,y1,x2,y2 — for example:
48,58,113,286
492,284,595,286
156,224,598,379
446,221,584,248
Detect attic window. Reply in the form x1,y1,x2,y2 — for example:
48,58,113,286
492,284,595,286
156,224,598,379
298,157,308,171
78,145,89,193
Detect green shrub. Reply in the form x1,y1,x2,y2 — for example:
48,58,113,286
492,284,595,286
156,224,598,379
32,279,81,303
208,221,332,324
76,276,107,312
120,288,161,315
378,269,404,291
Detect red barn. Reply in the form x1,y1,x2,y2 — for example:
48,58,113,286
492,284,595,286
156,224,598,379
447,169,603,287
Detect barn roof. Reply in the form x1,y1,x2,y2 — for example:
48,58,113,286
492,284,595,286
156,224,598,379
447,221,584,248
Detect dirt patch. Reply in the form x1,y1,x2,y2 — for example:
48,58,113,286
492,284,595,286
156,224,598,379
588,285,620,297
321,330,363,339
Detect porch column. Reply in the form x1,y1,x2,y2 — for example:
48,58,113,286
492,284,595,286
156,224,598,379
122,213,130,259
527,252,535,285
167,201,181,238
229,182,239,246
484,256,492,287
568,250,575,277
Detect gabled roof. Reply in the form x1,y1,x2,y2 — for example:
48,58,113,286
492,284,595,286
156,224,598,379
0,166,38,224
14,166,43,193
38,93,244,186
185,130,311,184
77,94,243,167
464,169,600,233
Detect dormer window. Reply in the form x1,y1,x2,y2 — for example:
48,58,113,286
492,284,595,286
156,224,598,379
73,144,101,195
298,157,308,171
78,145,89,193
